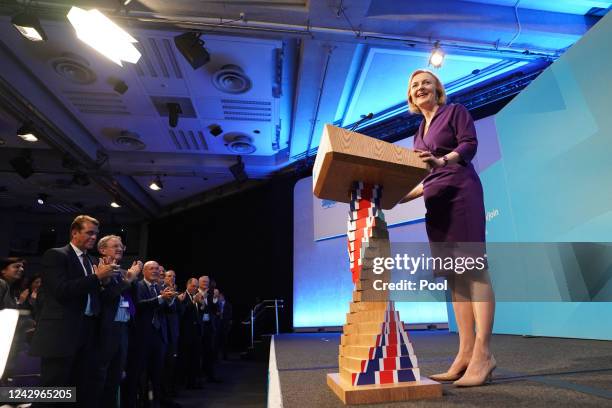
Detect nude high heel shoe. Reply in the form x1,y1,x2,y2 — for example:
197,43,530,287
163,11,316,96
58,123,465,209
429,368,467,382
453,356,496,387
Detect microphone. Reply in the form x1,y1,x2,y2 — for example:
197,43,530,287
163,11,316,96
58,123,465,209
349,112,374,132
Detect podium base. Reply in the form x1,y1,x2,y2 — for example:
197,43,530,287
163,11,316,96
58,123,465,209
327,373,442,405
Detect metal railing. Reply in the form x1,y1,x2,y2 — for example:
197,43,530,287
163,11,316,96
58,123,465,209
242,299,284,349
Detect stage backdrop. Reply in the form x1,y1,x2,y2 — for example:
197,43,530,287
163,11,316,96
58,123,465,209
472,9,612,340
294,12,612,337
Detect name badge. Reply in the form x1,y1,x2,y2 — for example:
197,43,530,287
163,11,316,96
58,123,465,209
203,313,210,322
120,300,130,308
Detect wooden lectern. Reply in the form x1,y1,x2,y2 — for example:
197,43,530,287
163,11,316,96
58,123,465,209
313,125,443,405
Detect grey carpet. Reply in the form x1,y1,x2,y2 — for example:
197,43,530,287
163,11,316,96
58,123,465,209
274,331,612,407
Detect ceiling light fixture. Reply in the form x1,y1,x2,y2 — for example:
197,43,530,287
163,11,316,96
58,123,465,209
37,193,48,205
166,103,182,128
11,12,47,42
149,175,163,191
229,156,248,183
67,6,141,66
428,41,445,68
174,32,210,70
110,200,121,208
17,124,38,143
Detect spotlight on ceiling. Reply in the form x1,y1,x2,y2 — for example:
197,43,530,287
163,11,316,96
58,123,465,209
17,124,38,143
109,77,128,94
174,32,210,70
209,124,223,137
9,151,34,179
110,200,121,208
167,103,182,128
229,156,248,183
149,175,163,191
37,193,48,205
428,41,445,68
11,12,47,42
67,6,141,66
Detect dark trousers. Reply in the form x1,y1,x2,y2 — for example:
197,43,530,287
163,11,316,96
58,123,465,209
92,322,128,408
201,322,216,379
123,329,165,408
39,316,97,407
178,333,201,386
161,338,178,398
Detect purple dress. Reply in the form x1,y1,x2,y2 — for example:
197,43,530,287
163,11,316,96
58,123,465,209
413,104,486,244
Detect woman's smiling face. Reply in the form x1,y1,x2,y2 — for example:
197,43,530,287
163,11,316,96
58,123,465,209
410,72,438,110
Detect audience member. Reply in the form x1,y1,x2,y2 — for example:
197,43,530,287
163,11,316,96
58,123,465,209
24,274,43,320
123,261,175,408
218,292,233,360
197,275,219,382
162,269,183,402
178,278,202,389
30,215,116,407
94,235,142,408
0,257,26,310
0,257,32,381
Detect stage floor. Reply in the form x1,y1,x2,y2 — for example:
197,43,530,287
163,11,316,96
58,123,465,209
270,331,612,407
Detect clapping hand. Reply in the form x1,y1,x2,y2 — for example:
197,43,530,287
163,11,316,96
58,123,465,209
160,287,175,301
177,292,187,302
126,260,143,281
94,256,118,280
194,292,203,304
18,288,30,304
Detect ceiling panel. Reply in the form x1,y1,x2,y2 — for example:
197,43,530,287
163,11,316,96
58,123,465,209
460,0,612,15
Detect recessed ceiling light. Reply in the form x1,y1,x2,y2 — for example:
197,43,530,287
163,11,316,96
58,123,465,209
110,200,121,208
17,125,38,143
149,175,163,191
67,6,141,66
37,193,48,205
12,12,47,42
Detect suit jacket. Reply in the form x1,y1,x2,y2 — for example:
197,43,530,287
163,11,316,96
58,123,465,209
30,244,100,357
179,293,201,343
0,278,17,310
130,280,169,345
99,276,134,330
221,300,232,323
162,285,182,347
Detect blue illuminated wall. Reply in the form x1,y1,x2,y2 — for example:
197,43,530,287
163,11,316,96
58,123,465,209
454,10,612,340
293,177,447,328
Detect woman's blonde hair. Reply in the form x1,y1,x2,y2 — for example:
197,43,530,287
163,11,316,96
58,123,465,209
407,69,447,114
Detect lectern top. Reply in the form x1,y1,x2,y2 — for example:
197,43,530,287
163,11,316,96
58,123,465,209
312,125,428,209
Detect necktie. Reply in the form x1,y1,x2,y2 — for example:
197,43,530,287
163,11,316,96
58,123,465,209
150,284,161,329
82,254,100,315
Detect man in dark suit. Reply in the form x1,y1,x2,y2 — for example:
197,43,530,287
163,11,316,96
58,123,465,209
161,270,184,401
93,235,142,408
123,260,176,408
218,292,233,360
30,215,116,406
178,278,202,388
197,275,219,382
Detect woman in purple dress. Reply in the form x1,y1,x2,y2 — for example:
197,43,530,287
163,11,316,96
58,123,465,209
401,69,496,387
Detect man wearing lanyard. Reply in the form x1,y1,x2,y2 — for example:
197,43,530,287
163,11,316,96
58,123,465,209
30,215,117,406
93,235,143,408
124,260,176,408
197,275,219,383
